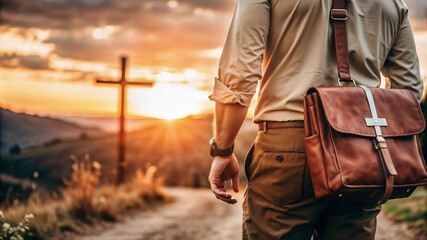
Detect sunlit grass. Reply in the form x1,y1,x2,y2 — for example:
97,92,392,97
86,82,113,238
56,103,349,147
63,154,102,219
0,155,168,239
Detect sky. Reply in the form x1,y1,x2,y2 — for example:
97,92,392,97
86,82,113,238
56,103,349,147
0,0,427,119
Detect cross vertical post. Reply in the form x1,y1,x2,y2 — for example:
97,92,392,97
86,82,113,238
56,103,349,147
118,57,126,185
96,56,153,185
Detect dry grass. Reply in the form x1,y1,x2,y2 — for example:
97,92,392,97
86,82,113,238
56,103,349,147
92,166,167,222
63,154,102,218
0,155,167,239
1,193,69,238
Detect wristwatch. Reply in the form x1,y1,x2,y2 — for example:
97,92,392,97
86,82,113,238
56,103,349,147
210,138,234,157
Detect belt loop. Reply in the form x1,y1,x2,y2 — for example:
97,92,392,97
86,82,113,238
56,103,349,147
263,121,268,134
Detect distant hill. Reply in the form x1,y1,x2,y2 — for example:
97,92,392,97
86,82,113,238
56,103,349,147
1,117,257,193
53,115,158,133
0,108,104,156
53,114,214,133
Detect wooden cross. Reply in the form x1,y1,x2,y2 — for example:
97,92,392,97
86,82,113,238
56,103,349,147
96,56,153,185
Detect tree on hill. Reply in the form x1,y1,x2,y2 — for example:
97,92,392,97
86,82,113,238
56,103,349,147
9,144,21,155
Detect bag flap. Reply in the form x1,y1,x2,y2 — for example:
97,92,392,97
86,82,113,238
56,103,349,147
310,86,425,137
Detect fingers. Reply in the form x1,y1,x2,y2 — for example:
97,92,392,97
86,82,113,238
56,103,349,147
208,155,239,204
208,177,236,204
211,184,227,197
232,173,239,193
210,182,237,204
215,194,238,204
209,178,230,197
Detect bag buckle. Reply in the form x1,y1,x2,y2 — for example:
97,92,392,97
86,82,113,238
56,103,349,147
337,78,356,86
331,9,347,21
373,136,386,150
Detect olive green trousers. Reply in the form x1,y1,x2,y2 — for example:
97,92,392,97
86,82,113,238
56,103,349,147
242,126,381,240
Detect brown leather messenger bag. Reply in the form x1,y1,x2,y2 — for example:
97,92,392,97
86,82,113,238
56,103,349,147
303,0,427,204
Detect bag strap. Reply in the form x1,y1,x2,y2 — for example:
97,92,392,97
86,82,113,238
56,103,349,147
360,86,397,204
331,0,352,83
332,0,396,204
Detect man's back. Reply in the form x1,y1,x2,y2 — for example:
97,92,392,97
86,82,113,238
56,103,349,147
212,0,422,121
208,1,423,239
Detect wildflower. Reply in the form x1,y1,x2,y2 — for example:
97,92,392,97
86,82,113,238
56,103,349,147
3,223,10,229
24,214,34,222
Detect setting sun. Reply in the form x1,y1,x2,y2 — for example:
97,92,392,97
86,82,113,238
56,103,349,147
129,83,209,120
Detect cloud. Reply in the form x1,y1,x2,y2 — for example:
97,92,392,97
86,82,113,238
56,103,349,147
1,0,233,30
2,0,145,30
0,53,51,70
1,0,233,74
1,0,425,74
0,27,54,57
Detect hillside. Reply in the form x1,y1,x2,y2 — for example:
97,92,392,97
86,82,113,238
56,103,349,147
53,115,158,133
0,108,103,156
1,117,257,196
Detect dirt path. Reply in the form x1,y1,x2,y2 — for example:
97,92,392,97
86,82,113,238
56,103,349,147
376,212,425,240
76,188,424,240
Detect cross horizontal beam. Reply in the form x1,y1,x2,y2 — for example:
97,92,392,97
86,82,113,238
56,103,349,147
126,81,154,87
96,79,154,87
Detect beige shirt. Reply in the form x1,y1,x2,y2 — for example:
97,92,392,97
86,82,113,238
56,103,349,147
209,0,423,122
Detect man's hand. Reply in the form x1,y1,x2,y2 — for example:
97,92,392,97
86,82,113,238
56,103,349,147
208,154,240,204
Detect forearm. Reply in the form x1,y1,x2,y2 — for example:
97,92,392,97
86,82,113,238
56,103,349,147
214,102,249,149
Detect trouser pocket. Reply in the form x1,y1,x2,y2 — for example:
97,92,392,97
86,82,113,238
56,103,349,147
250,150,307,206
244,144,255,181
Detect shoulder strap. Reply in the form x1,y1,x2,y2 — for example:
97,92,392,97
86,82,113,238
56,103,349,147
332,1,395,204
331,0,352,82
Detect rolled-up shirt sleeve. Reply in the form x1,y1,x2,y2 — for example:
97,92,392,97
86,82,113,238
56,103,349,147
382,7,424,102
209,0,270,107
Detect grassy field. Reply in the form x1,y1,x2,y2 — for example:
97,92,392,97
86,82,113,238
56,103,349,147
1,154,167,239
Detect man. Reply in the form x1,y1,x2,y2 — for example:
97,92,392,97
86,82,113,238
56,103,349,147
208,0,423,239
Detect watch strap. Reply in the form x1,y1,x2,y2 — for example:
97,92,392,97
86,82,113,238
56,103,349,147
210,139,234,157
